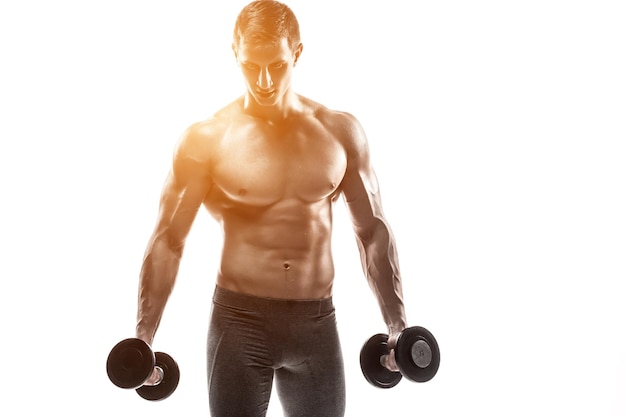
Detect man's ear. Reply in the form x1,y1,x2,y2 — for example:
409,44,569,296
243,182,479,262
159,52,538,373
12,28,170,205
294,43,303,65
232,43,239,62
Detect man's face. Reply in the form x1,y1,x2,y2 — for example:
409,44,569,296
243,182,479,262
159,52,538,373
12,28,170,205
234,37,301,107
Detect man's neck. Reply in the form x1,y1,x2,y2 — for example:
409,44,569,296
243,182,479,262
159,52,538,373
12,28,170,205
242,90,302,123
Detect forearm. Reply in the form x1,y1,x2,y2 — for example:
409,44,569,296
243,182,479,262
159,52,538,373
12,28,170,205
358,221,408,335
136,236,182,346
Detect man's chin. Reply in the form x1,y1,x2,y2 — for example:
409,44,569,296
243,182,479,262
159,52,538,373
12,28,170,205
254,93,278,106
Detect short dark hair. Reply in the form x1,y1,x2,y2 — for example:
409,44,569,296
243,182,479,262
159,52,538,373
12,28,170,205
233,0,301,51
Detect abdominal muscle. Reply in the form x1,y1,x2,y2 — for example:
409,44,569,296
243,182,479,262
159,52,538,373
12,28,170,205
213,198,336,300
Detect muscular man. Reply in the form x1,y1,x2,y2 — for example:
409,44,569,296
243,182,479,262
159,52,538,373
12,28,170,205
136,1,407,415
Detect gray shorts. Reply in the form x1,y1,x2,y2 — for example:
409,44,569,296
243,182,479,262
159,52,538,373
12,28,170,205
207,286,346,417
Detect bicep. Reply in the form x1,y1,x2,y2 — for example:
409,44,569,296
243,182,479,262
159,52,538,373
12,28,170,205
339,116,385,238
342,165,386,240
152,174,202,246
151,126,213,249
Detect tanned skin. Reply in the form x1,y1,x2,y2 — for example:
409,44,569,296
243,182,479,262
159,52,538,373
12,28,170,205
136,36,407,379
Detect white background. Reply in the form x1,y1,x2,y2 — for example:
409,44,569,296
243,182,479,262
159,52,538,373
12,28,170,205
1,1,625,416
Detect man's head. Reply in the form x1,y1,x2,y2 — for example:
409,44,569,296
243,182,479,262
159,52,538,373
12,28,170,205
232,1,304,108
233,0,301,52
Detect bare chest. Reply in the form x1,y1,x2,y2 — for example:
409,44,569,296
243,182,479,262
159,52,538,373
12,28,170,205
210,121,347,206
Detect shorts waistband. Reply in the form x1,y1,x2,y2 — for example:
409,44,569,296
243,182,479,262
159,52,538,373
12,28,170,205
212,286,334,315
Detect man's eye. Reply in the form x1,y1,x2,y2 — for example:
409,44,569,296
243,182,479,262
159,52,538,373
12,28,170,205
271,63,285,69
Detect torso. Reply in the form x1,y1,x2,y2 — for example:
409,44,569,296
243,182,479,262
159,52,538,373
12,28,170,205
202,97,349,299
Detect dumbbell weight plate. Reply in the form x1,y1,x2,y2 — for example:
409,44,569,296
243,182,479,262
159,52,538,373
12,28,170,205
360,333,403,389
106,338,155,389
136,352,180,401
395,326,440,383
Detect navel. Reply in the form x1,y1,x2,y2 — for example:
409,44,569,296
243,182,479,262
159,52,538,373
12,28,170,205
283,262,294,283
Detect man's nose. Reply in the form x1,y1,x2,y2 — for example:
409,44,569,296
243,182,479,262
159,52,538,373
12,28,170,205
256,67,273,89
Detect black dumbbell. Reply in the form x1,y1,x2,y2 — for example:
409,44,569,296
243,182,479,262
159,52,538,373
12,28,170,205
360,326,440,388
106,338,180,401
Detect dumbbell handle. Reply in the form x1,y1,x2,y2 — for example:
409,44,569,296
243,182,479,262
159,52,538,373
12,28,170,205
380,339,432,370
379,350,399,372
143,366,165,387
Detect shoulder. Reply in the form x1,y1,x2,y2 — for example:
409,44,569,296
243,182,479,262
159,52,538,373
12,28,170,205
304,101,378,199
298,96,367,145
309,101,369,159
174,99,241,164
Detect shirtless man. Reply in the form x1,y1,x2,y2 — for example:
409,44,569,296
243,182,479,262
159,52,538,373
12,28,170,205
135,1,407,416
